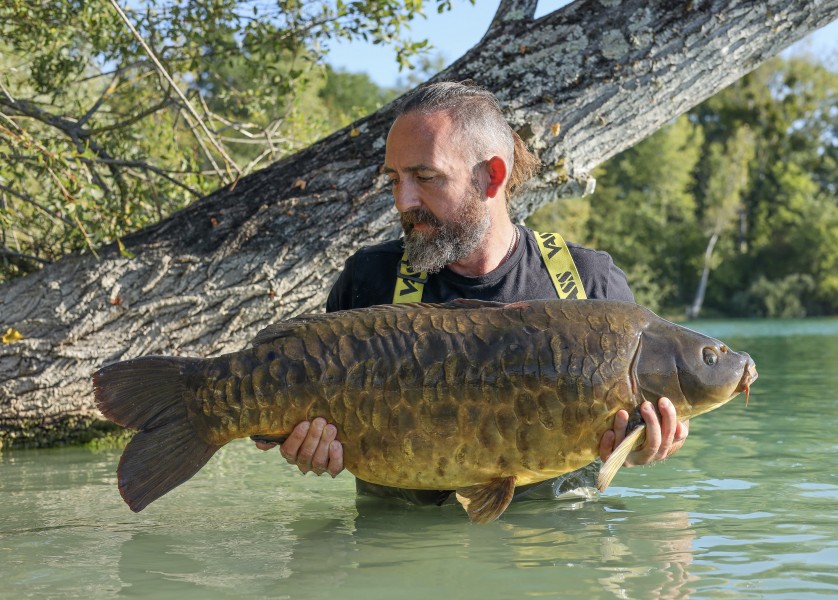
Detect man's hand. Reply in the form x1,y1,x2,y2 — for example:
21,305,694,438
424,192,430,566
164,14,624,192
254,418,344,477
598,397,690,466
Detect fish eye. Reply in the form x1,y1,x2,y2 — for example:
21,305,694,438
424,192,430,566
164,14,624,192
703,348,718,366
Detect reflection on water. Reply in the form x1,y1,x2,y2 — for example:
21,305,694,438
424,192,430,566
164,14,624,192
2,319,838,598
104,495,698,600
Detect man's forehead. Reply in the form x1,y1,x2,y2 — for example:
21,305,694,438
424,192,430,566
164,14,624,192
384,111,466,169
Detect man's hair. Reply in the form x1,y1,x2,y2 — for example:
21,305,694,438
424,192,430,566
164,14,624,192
395,81,541,200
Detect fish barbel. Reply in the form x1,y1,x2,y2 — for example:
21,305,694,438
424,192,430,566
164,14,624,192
93,299,757,522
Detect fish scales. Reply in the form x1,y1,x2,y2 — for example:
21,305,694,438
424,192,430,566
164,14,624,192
94,299,757,520
187,302,639,488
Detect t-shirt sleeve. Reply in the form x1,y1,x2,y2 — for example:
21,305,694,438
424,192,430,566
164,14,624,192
570,244,635,302
605,260,634,302
325,248,400,311
325,257,354,313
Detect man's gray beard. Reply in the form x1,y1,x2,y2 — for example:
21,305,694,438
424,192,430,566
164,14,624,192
401,190,490,274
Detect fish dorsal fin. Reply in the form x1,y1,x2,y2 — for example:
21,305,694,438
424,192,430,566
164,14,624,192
249,308,398,346
455,476,516,523
596,424,647,492
249,307,411,347
250,299,511,347
250,321,308,346
443,298,509,309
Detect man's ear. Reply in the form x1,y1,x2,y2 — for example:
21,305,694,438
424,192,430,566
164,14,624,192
484,156,508,199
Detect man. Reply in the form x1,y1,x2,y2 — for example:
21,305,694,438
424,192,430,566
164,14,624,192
256,81,689,504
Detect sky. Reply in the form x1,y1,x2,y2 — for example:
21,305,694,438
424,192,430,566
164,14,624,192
326,0,838,88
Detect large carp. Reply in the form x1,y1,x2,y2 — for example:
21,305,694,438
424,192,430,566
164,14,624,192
94,299,756,523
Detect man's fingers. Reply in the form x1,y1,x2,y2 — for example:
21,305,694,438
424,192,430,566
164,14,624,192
599,429,616,461
612,409,629,448
254,440,277,451
310,423,337,475
327,440,344,477
676,419,690,442
614,398,689,467
628,401,661,466
277,419,345,477
294,417,327,473
668,419,690,457
280,421,311,465
655,397,677,461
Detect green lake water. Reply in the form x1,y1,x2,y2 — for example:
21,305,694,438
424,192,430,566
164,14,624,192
2,319,837,599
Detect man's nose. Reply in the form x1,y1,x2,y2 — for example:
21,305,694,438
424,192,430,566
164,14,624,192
393,179,422,213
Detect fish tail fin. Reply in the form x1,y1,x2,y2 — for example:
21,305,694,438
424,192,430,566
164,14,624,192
93,356,223,512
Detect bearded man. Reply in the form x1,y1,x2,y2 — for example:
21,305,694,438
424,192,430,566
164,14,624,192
256,81,690,505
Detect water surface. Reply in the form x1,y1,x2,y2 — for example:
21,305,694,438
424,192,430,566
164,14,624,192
2,319,837,598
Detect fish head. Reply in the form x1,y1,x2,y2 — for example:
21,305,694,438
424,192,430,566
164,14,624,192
632,319,757,420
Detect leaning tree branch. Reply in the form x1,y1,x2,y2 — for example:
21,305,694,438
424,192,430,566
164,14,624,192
2,0,837,447
483,0,539,39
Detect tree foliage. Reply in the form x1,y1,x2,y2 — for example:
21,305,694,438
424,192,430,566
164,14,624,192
2,3,836,318
528,55,838,317
0,0,460,281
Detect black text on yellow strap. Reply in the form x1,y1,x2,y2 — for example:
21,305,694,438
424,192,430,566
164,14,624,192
393,253,427,303
534,231,587,300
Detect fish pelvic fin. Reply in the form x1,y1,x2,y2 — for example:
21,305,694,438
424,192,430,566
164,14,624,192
93,356,223,512
455,476,516,524
596,424,646,492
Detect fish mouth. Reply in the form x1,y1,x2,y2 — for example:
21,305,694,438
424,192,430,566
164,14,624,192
735,357,758,406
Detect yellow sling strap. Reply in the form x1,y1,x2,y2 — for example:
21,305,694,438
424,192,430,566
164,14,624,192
393,251,427,303
533,231,587,300
393,231,586,303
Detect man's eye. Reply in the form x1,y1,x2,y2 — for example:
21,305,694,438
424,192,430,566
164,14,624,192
417,175,434,182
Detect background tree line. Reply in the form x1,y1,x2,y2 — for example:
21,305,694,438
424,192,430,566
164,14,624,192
1,1,836,319
530,55,838,318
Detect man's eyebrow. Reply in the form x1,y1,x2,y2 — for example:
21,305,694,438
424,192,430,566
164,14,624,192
381,164,436,175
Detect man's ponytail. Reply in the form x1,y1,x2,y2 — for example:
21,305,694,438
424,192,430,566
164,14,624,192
506,129,541,201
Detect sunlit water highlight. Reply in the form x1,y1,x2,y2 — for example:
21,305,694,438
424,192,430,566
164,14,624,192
2,319,837,598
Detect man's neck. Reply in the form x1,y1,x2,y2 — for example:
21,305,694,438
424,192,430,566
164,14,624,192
447,220,519,277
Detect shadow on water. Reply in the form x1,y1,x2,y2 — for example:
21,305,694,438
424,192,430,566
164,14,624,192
112,493,698,600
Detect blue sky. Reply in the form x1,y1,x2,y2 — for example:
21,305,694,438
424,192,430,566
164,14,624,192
327,1,838,88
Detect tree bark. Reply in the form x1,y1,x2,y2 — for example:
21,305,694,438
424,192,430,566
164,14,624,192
2,0,837,447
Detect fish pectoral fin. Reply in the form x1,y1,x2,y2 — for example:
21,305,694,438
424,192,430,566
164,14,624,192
455,476,516,524
249,434,288,445
596,424,647,493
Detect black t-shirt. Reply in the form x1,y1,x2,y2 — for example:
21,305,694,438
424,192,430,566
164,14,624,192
325,225,634,505
327,226,634,311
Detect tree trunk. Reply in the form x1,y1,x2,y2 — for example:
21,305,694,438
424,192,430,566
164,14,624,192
2,0,837,447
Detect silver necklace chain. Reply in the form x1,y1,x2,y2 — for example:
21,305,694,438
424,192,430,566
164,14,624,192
501,226,519,265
